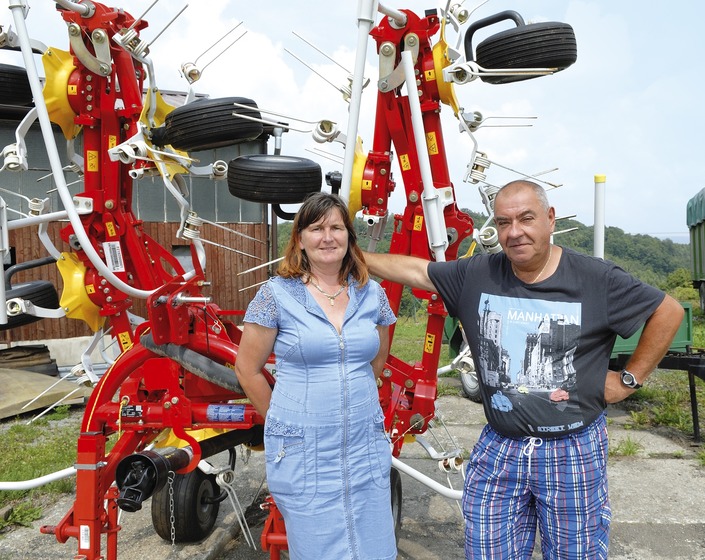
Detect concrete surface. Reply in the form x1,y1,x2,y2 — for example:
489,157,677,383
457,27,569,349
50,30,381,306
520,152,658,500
1,387,704,560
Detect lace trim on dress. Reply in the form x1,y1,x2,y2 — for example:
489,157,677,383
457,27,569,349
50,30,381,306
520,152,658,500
243,282,278,328
376,283,397,326
265,418,304,437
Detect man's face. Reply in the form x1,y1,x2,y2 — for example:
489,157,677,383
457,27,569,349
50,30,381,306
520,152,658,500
493,185,555,267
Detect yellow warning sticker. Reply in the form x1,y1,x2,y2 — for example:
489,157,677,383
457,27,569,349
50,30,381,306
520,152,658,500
424,333,436,354
400,154,411,171
426,131,438,155
413,215,424,231
87,150,99,172
106,222,116,237
118,332,133,351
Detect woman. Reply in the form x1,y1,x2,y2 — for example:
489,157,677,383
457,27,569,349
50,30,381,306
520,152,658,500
234,192,397,560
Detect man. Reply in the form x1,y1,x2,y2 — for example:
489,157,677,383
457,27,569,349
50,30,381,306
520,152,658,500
364,180,684,559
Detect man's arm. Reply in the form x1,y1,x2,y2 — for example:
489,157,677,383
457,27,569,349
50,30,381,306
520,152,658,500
604,294,685,403
363,251,436,293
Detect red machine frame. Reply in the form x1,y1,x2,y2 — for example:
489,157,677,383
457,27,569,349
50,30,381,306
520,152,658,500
4,2,528,559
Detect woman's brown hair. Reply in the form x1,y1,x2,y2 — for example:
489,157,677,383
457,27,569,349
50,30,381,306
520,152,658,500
277,192,369,286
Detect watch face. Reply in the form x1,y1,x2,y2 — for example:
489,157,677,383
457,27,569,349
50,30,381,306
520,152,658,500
621,371,638,387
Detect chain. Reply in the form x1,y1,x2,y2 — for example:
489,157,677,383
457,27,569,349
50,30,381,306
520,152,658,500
168,471,176,547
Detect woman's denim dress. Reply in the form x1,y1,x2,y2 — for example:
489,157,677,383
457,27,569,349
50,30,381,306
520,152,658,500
244,275,397,560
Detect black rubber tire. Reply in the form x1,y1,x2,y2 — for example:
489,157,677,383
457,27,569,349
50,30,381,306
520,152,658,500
154,97,264,151
460,369,482,403
227,154,322,204
390,466,402,542
476,22,577,84
1,281,59,331
0,63,33,106
151,468,220,543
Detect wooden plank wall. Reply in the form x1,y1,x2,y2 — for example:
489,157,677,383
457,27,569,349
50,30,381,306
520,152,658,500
2,221,270,344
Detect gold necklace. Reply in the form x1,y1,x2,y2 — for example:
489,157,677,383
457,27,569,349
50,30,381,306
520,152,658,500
310,278,347,306
514,245,553,284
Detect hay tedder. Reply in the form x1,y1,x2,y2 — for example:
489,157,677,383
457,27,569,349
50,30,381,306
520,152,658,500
0,0,575,558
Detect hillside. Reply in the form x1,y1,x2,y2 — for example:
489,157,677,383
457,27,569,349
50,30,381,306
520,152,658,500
277,210,691,290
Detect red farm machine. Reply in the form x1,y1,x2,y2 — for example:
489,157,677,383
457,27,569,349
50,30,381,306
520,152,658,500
0,1,575,558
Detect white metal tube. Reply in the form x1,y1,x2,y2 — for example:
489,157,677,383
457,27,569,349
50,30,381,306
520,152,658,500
400,50,447,262
593,174,606,258
10,3,155,299
7,210,69,230
0,467,75,491
392,457,462,500
340,0,378,203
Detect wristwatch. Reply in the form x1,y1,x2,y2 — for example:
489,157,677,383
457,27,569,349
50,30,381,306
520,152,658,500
620,369,642,389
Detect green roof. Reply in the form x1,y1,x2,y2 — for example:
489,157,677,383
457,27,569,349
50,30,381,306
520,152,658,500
687,188,705,228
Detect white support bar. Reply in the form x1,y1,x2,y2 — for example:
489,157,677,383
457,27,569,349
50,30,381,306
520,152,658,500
0,467,75,491
392,457,462,500
340,0,379,203
400,50,448,262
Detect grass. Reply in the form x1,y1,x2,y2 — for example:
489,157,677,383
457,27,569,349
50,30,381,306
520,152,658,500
0,405,78,532
609,436,643,457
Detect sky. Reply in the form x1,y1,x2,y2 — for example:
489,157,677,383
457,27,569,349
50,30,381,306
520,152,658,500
2,0,703,244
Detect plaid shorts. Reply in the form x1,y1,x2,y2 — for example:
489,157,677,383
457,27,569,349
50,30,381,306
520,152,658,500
462,413,611,559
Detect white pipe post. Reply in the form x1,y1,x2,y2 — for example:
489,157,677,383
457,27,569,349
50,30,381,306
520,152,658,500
400,50,448,262
593,174,606,259
340,0,379,203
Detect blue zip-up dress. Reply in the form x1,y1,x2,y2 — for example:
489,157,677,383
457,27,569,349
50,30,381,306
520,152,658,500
243,275,397,560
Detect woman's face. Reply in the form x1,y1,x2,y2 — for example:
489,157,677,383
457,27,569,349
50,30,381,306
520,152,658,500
298,208,349,272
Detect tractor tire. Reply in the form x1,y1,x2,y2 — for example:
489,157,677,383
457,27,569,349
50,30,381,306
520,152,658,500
0,63,33,106
153,97,264,151
390,466,402,542
460,368,482,403
476,22,577,84
227,154,322,204
1,281,59,331
151,468,221,543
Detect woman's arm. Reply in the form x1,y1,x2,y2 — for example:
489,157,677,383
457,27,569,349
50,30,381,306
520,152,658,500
234,322,278,418
371,325,390,381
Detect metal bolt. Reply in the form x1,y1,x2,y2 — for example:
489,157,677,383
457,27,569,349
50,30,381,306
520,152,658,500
100,279,107,285
164,402,171,409
86,75,92,82
377,198,384,204
103,288,110,294
379,80,389,92
404,379,414,388
86,84,93,92
86,105,93,111
105,199,114,210
106,296,112,302
381,43,394,56
86,94,93,101
380,168,387,175
407,36,417,47
383,369,392,378
171,397,179,405
409,191,419,203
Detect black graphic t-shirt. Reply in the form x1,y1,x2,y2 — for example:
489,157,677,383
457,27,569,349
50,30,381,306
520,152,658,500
428,246,665,438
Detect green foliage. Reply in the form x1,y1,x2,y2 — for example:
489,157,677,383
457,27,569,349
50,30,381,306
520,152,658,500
621,370,705,437
0,503,43,531
0,414,79,515
558,223,690,287
609,436,643,457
